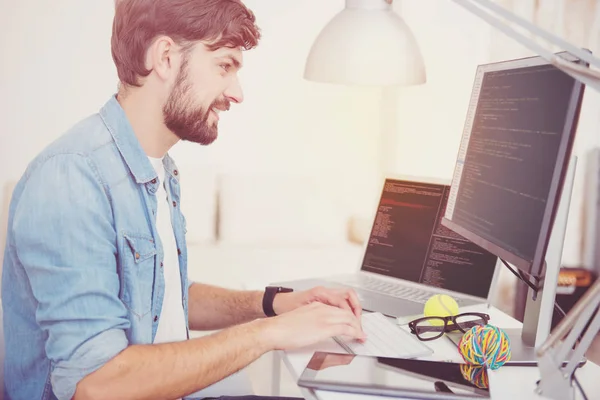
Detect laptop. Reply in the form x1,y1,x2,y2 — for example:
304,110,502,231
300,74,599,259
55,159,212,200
274,176,500,319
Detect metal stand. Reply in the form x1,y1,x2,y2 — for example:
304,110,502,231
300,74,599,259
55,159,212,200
501,157,578,365
536,280,600,400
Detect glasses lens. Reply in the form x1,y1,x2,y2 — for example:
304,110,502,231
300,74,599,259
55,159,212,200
455,314,487,331
414,318,445,340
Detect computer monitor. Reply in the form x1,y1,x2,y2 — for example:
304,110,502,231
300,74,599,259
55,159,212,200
441,51,586,364
360,178,498,302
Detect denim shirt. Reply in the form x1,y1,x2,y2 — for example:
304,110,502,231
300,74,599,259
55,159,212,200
2,95,189,399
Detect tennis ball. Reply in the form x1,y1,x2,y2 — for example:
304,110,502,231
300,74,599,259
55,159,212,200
424,294,459,326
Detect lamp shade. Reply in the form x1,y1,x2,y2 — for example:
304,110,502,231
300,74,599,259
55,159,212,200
304,0,426,86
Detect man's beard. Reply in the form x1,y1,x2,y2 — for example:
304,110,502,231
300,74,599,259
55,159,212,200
163,63,230,145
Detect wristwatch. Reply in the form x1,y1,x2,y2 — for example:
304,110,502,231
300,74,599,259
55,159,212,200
262,286,293,317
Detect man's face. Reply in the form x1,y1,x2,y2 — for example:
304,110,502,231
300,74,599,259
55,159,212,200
163,43,244,145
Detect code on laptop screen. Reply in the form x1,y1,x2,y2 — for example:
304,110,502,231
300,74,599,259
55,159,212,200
360,180,497,298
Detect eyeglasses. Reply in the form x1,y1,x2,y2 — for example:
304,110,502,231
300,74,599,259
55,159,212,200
408,312,490,341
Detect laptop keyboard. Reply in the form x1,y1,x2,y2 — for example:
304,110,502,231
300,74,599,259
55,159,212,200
334,312,432,359
353,275,465,305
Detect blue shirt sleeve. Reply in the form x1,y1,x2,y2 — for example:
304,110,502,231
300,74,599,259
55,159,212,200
12,153,130,400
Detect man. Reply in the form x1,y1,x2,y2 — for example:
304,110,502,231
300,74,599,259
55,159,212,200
1,0,366,399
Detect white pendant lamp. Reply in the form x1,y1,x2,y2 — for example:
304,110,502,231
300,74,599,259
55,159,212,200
304,0,426,86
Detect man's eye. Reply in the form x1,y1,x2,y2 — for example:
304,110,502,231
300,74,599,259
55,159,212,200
220,63,231,72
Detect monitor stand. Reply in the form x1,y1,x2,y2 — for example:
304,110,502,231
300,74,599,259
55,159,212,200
447,157,583,367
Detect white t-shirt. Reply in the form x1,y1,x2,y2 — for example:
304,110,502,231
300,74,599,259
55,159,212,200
148,157,187,344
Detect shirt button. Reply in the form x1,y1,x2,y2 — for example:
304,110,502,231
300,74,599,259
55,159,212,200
172,201,177,207
135,252,140,260
160,261,164,268
154,315,158,322
177,248,181,255
174,170,178,176
151,178,157,184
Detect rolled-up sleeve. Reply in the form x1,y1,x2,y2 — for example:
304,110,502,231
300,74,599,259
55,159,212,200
13,154,130,400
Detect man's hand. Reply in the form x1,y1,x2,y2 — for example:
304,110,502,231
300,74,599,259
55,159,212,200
273,285,362,320
262,302,367,351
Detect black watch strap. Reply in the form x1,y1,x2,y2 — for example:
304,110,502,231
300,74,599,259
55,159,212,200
262,286,293,317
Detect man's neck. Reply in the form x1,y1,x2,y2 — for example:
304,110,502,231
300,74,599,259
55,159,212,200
117,89,179,158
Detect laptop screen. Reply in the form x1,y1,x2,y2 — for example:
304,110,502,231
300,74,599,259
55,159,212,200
360,179,497,298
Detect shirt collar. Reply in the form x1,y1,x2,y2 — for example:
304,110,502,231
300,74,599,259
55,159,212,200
99,95,180,184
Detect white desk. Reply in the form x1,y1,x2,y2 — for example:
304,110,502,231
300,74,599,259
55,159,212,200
275,305,600,400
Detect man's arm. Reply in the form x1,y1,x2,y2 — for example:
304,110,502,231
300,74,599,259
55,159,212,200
12,155,131,400
188,283,265,331
74,319,269,400
76,301,365,400
188,282,365,332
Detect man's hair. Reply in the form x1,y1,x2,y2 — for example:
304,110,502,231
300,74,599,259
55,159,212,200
111,0,261,87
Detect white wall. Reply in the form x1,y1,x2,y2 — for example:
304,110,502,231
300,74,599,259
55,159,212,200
0,0,385,228
383,0,493,180
0,0,118,186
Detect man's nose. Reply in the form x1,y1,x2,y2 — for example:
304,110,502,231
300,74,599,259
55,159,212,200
224,76,244,104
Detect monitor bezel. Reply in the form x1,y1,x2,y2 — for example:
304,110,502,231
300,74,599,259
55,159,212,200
442,51,586,278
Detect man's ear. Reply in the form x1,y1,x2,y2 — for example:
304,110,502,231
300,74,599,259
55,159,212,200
146,36,179,82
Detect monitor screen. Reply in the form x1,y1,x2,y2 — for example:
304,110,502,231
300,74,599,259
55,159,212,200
442,53,585,277
360,178,497,298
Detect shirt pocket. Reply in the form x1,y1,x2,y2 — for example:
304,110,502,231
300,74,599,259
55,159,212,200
120,232,157,318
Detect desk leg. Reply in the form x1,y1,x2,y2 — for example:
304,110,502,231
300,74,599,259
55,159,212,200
271,351,281,396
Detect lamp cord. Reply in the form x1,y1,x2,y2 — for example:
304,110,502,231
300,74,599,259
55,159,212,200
500,259,569,319
573,373,589,400
500,259,538,292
